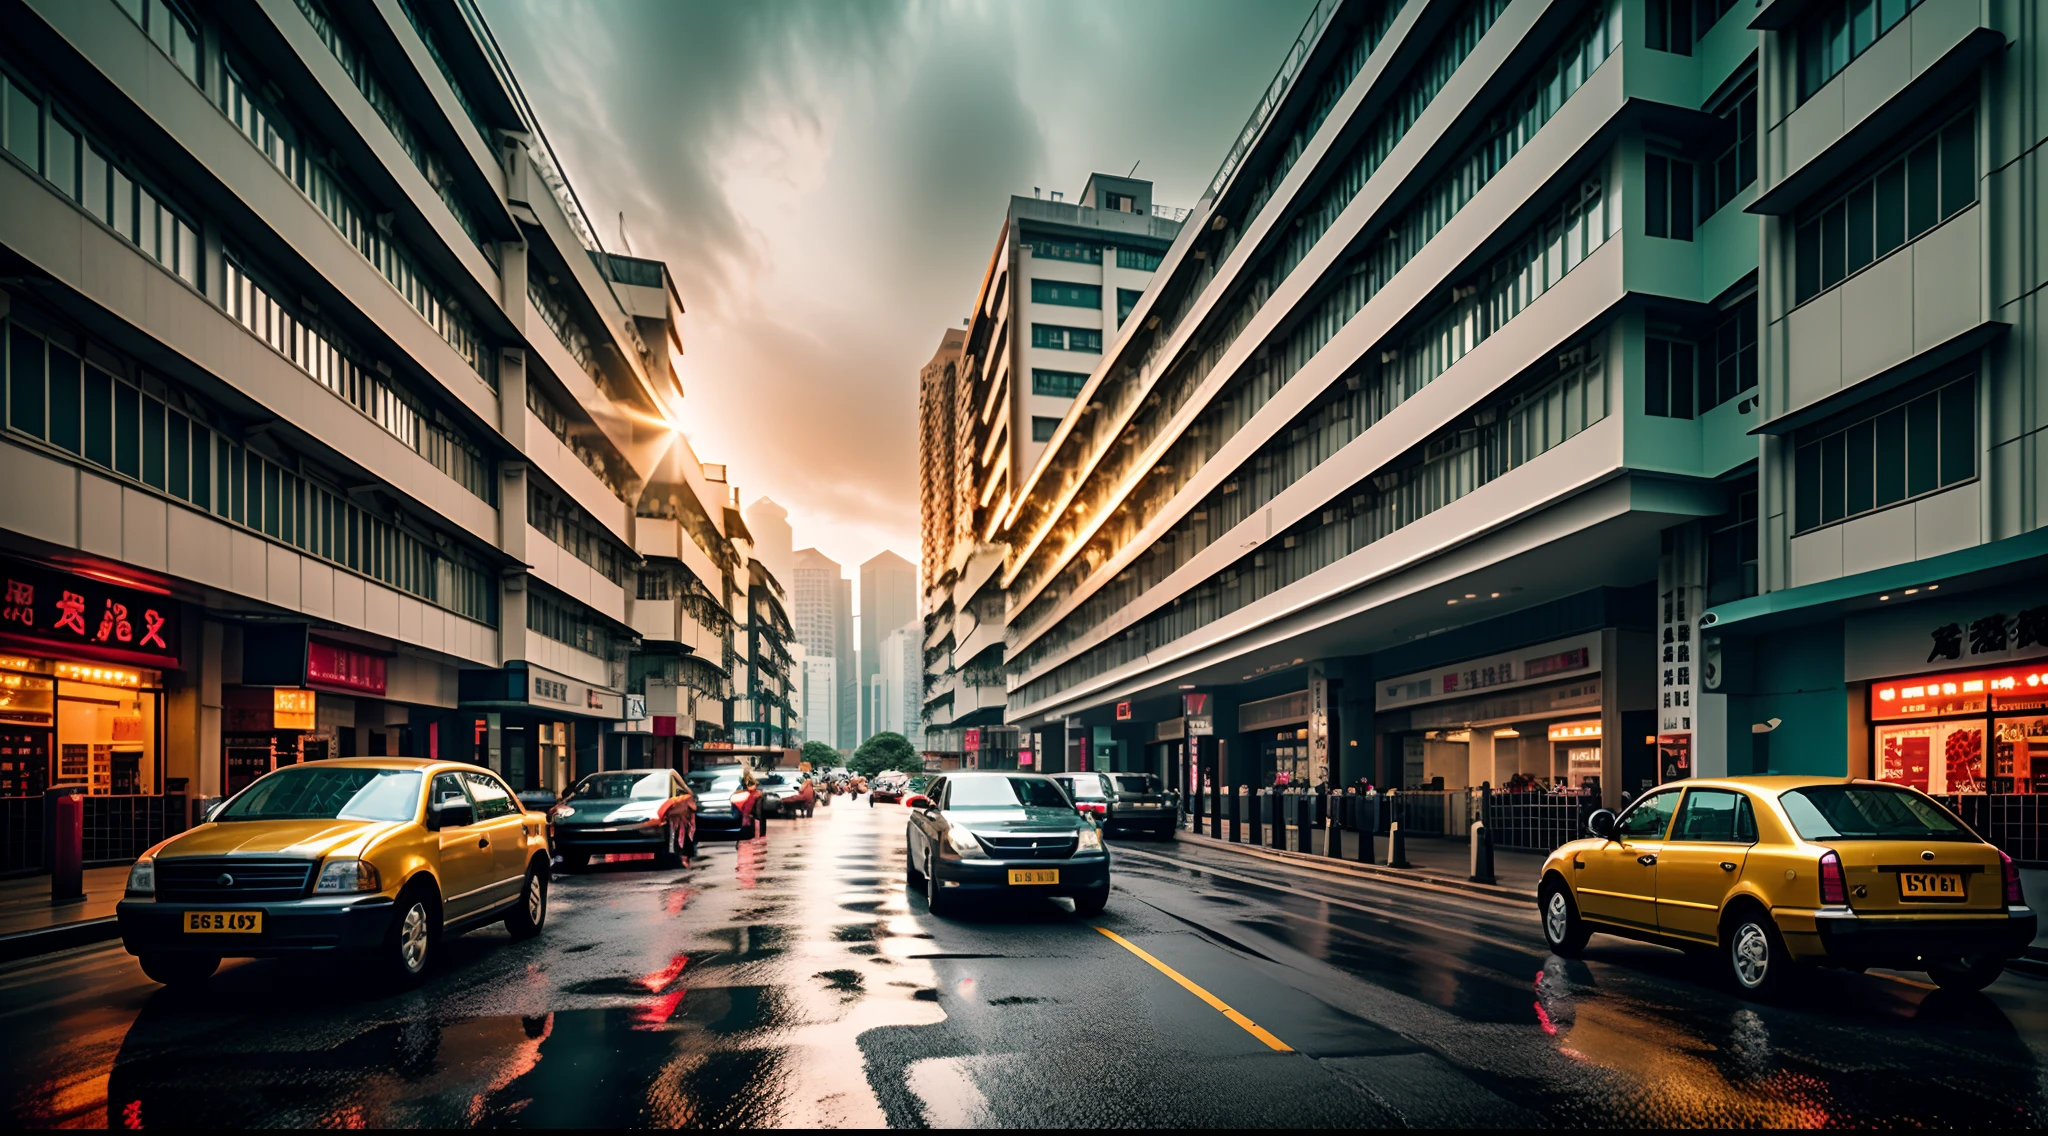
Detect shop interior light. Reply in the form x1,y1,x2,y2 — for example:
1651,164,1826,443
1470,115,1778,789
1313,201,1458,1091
56,663,140,686
1447,599,1459,605
1879,595,1891,601
1904,587,1919,595
1493,727,1519,738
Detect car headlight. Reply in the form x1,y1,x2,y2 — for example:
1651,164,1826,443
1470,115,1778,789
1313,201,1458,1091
314,858,383,894
126,857,154,896
548,805,575,820
1075,827,1104,852
945,825,984,857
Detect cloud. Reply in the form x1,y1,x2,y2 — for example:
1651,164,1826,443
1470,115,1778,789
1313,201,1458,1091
478,0,1310,579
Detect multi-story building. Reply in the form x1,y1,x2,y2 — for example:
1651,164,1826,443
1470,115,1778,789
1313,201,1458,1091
791,545,848,748
871,619,922,739
858,548,914,741
978,0,2046,808
0,0,782,849
919,176,1184,764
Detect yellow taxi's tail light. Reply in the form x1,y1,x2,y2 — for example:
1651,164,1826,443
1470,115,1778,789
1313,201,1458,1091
314,858,383,894
2002,849,2024,905
1818,849,1848,905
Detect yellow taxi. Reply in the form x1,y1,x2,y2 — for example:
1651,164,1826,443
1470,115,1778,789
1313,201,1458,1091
1538,776,2034,996
117,758,552,988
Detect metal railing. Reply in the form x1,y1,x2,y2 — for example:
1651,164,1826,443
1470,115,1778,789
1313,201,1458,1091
1937,795,2048,864
2,793,188,876
1182,786,1597,854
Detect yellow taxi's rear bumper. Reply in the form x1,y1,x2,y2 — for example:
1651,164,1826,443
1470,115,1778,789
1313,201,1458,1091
1796,905,2036,966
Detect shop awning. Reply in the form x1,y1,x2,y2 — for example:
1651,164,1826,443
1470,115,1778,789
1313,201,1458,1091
1700,527,2048,637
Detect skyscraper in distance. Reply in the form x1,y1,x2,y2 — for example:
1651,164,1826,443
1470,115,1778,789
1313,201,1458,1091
859,550,917,742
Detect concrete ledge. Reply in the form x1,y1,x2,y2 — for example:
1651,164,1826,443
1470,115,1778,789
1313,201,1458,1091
1163,829,1540,902
0,916,120,963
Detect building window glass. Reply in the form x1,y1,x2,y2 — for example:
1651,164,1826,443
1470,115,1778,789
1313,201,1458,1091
1645,337,1697,419
1647,0,1740,55
1699,86,1757,222
1031,280,1103,309
1794,107,1972,304
1031,416,1061,443
1029,239,1102,265
1116,248,1163,271
1706,486,1759,606
1031,325,1102,354
1800,0,1924,103
1794,374,1974,532
1117,288,1144,327
1031,369,1089,398
1646,153,1695,241
1701,296,1757,413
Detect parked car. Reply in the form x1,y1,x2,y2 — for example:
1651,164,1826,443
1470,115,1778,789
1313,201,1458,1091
547,769,697,871
684,768,757,837
904,772,1109,917
514,789,559,814
1052,772,1176,839
753,772,813,817
1538,776,2035,996
117,759,551,988
870,772,913,805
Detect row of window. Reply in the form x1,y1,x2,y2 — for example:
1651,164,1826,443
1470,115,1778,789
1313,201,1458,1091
1031,280,1101,309
2,314,497,626
1800,0,1925,103
1031,369,1089,399
1795,107,1974,304
527,583,622,659
1031,325,1102,354
527,482,629,586
1031,416,1060,443
1643,296,1758,419
1644,93,1759,239
2,71,200,289
113,0,199,83
222,255,493,502
1117,288,1144,327
524,381,633,503
219,54,495,385
393,0,495,148
1644,0,1740,55
1793,375,1974,533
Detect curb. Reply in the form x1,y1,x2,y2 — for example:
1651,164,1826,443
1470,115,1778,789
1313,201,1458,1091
1165,830,1541,902
0,916,121,962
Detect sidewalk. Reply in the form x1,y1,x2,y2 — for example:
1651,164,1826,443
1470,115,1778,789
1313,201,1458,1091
0,866,129,961
1167,823,1545,900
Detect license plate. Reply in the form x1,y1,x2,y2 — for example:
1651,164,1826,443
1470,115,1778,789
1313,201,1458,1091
1008,868,1060,886
1899,872,1965,900
184,911,263,933
1128,803,1159,810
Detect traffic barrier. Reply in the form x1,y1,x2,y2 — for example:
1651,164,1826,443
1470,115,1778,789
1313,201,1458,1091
1469,819,1496,884
1386,821,1410,869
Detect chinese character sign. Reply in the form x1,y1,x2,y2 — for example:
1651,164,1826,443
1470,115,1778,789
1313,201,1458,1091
1657,529,1703,739
0,559,178,664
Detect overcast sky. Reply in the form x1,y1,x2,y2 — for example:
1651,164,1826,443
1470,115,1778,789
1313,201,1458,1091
480,0,1311,579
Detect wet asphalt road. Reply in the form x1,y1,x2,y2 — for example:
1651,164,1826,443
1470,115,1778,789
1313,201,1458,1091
4,799,2048,1128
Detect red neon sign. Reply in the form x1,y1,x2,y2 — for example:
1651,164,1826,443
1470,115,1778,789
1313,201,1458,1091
1871,662,2048,720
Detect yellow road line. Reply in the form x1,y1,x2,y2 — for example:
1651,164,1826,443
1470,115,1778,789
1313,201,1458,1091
1091,925,1293,1052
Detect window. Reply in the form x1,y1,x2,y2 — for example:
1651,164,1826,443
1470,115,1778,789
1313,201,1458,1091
112,0,201,84
1701,296,1757,413
1031,280,1102,309
1618,788,1681,838
1031,325,1102,354
1794,374,1973,532
1116,248,1163,272
1706,486,1759,605
1671,789,1757,841
1644,337,1696,419
1699,87,1757,221
1800,0,1924,103
4,74,41,170
1646,0,1739,54
463,771,516,819
1103,192,1135,213
1117,288,1143,327
1794,107,1972,304
1029,239,1101,265
1645,154,1694,241
1031,416,1061,443
1031,369,1089,398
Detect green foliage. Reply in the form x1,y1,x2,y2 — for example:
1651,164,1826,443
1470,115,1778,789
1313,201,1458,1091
849,732,922,777
800,740,840,770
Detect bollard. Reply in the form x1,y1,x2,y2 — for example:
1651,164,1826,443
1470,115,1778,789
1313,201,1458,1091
1273,791,1288,851
1298,793,1313,854
1326,798,1343,859
1356,810,1376,865
1248,786,1262,847
1469,819,1496,884
1210,782,1222,840
1229,787,1242,843
49,786,84,904
1387,820,1410,869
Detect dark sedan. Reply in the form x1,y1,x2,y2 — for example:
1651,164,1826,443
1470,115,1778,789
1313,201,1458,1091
904,772,1109,917
548,770,696,870
685,768,754,837
1052,772,1176,839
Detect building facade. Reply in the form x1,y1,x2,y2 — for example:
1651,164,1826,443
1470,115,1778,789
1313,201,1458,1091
957,0,2047,808
790,545,848,749
858,548,914,742
0,0,790,848
918,175,1184,764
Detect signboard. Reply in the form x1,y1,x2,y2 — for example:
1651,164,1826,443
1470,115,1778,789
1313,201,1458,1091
0,558,178,668
307,641,386,695
1181,692,1209,717
1376,633,1600,711
625,694,647,720
1115,701,1132,720
1307,671,1329,786
534,677,570,703
1870,662,2048,720
1548,720,1602,743
273,689,316,731
1843,588,2048,681
1186,714,1214,737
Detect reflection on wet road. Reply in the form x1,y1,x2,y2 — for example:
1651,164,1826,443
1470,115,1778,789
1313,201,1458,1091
2,802,2044,1127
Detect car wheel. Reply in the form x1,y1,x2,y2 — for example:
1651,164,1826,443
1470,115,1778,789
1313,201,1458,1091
504,862,548,940
1072,886,1109,917
906,845,925,886
869,796,876,808
1539,880,1590,957
1928,955,2005,992
1723,908,1797,999
924,854,952,916
138,952,218,987
562,850,590,872
655,824,683,869
379,885,438,987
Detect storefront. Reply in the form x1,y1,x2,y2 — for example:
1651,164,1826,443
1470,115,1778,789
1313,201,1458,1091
458,663,622,794
0,558,182,798
1867,661,2048,794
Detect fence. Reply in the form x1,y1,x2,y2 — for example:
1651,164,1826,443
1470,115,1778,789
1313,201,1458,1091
1187,786,1596,854
1,793,187,876
1937,795,2048,864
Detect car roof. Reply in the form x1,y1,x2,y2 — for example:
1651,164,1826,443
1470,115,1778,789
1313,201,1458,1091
581,768,675,776
1645,775,1866,796
286,757,446,772
944,770,1053,779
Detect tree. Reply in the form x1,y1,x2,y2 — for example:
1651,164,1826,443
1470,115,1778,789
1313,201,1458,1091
800,740,839,770
850,732,922,777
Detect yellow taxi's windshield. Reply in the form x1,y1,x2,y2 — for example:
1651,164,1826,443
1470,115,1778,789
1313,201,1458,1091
217,768,423,823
